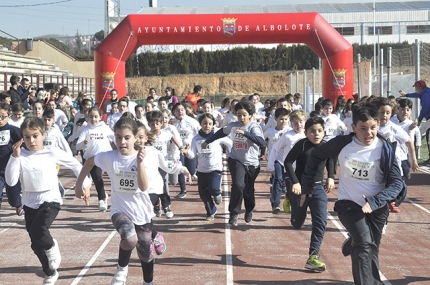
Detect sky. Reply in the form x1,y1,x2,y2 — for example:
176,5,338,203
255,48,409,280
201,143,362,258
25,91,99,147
0,0,422,39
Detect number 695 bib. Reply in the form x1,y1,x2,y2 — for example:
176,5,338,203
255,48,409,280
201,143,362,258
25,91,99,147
114,170,138,193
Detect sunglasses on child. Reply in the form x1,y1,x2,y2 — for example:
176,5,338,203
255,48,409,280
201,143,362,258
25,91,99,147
0,115,9,120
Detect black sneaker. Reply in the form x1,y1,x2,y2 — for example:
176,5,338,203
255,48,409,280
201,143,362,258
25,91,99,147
342,236,353,257
229,213,238,226
176,192,187,199
16,206,25,216
154,206,162,217
244,211,253,223
419,159,430,166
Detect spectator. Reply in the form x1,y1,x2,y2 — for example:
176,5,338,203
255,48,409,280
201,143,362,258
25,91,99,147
18,77,31,110
7,75,21,105
185,85,203,111
0,92,11,104
56,87,73,107
164,87,178,105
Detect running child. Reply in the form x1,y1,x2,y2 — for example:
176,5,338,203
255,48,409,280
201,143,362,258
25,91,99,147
0,102,24,215
185,113,232,221
319,98,347,140
202,101,265,226
284,116,335,272
373,97,419,213
267,110,306,213
76,117,172,285
32,100,46,118
9,103,25,128
76,106,114,212
172,102,200,198
146,110,188,218
6,116,91,284
301,103,405,284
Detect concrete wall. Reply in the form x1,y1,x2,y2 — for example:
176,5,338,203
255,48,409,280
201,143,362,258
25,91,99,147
15,40,94,78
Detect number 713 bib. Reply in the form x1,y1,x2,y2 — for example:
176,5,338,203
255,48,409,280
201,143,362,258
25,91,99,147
344,158,376,182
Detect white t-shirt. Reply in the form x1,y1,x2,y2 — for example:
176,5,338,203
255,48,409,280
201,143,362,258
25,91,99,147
76,122,114,159
44,125,72,156
320,113,346,140
94,150,154,225
342,115,353,135
54,109,68,131
8,116,25,128
267,129,305,171
5,147,91,209
154,129,174,158
338,136,385,206
173,116,200,146
108,112,123,130
263,126,291,157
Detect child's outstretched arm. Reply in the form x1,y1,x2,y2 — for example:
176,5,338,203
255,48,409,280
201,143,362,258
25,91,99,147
76,156,95,206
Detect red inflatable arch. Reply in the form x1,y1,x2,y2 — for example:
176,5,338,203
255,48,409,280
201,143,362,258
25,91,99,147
95,12,353,107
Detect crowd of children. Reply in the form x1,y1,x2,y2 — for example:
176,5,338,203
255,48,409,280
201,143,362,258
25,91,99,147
0,83,422,284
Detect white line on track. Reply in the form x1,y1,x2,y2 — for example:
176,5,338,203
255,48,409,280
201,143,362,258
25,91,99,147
222,158,234,285
70,230,117,285
327,212,392,285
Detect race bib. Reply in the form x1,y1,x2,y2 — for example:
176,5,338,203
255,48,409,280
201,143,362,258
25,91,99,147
231,127,247,142
196,140,211,154
344,158,376,182
0,130,10,146
154,141,166,154
179,130,188,140
114,170,138,192
43,137,55,147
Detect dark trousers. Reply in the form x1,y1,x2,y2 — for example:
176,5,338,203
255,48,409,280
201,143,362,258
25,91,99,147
158,169,171,206
0,174,22,207
90,165,106,200
270,161,292,208
197,170,222,215
290,185,327,255
149,193,170,211
24,202,61,276
178,154,196,193
227,157,260,215
335,200,389,285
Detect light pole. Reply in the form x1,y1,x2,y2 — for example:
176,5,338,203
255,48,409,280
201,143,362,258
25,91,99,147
373,0,376,82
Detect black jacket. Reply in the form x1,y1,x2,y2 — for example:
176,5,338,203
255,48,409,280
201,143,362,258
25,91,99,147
8,87,21,105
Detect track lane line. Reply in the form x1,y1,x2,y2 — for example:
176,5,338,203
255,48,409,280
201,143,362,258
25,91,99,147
70,230,117,285
222,158,234,285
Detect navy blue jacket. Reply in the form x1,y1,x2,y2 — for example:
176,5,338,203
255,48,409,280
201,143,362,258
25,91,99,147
0,123,22,175
301,133,406,211
407,86,430,123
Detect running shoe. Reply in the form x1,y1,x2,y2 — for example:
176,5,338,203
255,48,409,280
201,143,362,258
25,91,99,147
244,211,253,223
389,201,400,213
206,210,217,221
229,213,238,226
164,207,174,219
111,265,128,285
154,206,162,217
283,198,291,213
272,206,281,214
214,194,222,205
153,233,166,255
43,270,59,285
45,239,61,271
305,252,326,272
176,191,187,199
99,199,107,212
16,205,25,216
58,181,65,197
342,236,353,257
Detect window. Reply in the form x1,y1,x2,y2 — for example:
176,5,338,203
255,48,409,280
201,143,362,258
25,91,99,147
368,26,392,35
335,27,355,36
407,25,430,34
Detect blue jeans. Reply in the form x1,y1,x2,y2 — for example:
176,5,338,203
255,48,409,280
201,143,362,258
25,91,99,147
270,161,291,208
335,200,388,285
0,174,22,208
197,170,222,215
290,184,327,255
178,154,196,193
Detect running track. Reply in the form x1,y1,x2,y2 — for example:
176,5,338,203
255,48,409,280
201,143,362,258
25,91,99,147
1,159,430,285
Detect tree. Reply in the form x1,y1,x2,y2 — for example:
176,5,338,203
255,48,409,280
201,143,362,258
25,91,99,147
94,30,105,41
75,30,84,54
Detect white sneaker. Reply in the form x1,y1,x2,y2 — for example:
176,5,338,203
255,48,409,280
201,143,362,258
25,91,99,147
99,199,107,212
43,270,59,285
45,239,61,271
165,210,174,219
111,265,128,285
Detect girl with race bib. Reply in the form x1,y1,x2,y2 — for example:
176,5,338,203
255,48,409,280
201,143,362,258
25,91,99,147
6,116,92,284
76,106,114,212
172,102,200,198
202,101,265,226
185,113,232,221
